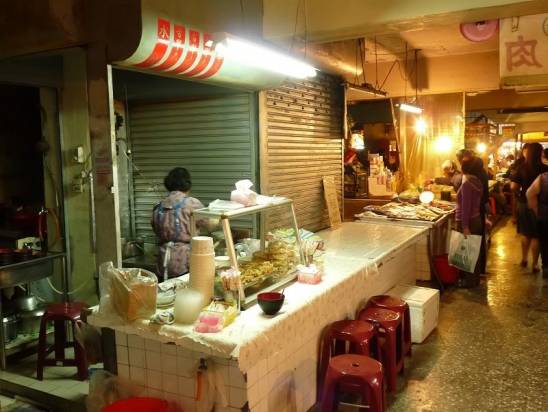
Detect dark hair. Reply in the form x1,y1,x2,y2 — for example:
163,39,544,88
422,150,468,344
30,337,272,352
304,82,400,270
164,167,192,192
524,143,544,175
544,147,548,160
461,158,477,175
456,148,474,163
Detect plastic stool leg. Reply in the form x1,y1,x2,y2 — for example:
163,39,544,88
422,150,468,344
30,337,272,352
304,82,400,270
36,317,49,381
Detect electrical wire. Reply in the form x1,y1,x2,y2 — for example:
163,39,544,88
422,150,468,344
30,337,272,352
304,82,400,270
289,0,303,53
47,276,92,296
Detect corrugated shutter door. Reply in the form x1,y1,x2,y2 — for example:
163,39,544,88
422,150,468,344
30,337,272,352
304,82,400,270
260,73,343,232
129,94,257,242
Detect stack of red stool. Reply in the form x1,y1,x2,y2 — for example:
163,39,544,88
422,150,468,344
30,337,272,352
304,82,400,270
320,354,384,412
318,320,384,411
36,302,88,381
358,307,404,393
366,295,412,357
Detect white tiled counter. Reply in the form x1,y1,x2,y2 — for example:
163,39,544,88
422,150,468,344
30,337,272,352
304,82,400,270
89,222,428,412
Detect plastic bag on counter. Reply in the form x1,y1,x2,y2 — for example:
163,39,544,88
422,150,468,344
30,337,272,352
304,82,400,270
74,320,103,364
98,262,157,324
230,179,257,206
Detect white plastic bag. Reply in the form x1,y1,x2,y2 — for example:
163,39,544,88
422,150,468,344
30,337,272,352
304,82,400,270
230,179,257,206
448,230,482,273
98,262,158,324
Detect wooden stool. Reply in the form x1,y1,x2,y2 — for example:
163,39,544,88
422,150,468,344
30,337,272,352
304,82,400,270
358,307,404,393
320,354,384,412
367,295,412,356
36,302,88,381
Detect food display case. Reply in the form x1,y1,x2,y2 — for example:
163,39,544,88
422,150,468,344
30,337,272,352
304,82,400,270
190,199,305,309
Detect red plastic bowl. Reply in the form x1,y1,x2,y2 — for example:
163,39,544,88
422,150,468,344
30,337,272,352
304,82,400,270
102,397,171,412
257,292,285,315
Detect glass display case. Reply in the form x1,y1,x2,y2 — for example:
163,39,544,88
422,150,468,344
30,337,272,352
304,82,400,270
189,199,304,309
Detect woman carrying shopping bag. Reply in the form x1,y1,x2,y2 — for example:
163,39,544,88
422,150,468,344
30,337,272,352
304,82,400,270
455,158,484,287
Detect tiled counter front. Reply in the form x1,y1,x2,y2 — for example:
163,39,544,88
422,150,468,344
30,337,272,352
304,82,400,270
94,223,427,412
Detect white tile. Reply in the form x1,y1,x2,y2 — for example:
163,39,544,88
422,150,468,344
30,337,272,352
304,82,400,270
127,334,145,349
163,391,179,406
145,338,162,353
129,366,146,385
247,382,261,408
117,363,130,378
146,351,162,372
177,345,192,359
162,343,177,356
128,348,145,368
229,386,247,408
258,376,269,400
162,373,179,394
116,345,129,365
115,331,127,346
176,356,197,378
179,396,196,412
247,358,267,386
147,388,163,399
161,353,177,375
251,399,267,412
147,369,163,390
178,376,195,398
213,356,230,366
229,366,246,389
219,364,230,385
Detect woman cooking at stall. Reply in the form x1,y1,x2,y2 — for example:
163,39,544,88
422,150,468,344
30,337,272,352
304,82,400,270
152,167,204,279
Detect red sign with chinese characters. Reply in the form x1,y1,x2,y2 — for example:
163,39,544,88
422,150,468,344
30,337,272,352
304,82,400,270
500,14,548,87
132,18,224,79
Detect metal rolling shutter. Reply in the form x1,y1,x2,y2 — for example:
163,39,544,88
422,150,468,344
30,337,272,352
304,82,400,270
129,94,257,242
260,73,343,232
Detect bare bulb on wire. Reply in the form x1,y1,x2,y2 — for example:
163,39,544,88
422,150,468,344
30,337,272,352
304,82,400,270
415,117,427,134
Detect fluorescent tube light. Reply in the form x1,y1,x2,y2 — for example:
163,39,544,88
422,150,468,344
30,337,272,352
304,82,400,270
399,103,423,114
215,36,317,79
345,82,388,97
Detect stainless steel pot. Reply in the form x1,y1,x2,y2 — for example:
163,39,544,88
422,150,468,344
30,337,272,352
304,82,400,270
3,314,18,342
17,307,45,335
13,295,38,312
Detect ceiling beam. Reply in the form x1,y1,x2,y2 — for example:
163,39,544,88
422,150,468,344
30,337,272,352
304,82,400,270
264,0,548,44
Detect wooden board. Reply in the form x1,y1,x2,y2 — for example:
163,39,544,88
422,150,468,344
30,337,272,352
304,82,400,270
323,176,342,228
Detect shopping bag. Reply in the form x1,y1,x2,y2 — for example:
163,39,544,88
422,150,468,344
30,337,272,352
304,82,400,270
448,230,482,273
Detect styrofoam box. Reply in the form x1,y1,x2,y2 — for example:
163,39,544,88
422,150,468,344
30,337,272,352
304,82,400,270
387,284,440,343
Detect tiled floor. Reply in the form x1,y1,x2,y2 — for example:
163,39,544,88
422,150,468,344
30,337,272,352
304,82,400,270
387,218,548,411
0,348,93,405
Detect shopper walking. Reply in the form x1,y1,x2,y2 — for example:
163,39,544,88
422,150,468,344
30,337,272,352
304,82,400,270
455,158,484,287
510,142,548,273
526,149,548,278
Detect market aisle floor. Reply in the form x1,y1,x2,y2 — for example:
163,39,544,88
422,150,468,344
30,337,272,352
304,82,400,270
389,218,548,412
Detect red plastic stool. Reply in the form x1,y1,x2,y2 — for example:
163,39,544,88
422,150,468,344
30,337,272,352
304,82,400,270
36,302,88,381
320,354,384,412
318,320,380,398
358,307,404,393
366,295,412,357
102,397,170,412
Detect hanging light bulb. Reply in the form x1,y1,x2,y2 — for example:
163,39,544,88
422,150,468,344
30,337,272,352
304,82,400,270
434,135,453,153
476,142,487,154
415,117,427,134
